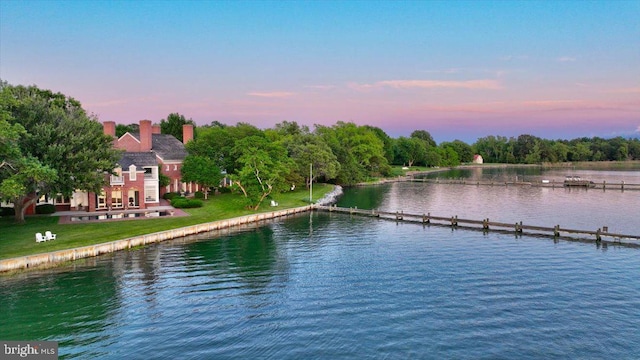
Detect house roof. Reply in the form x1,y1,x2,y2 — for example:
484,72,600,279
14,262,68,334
117,152,158,168
127,132,188,161
151,134,188,161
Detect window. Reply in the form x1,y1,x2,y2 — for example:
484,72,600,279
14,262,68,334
111,167,124,184
174,165,177,171
97,190,107,209
55,194,70,204
128,189,139,207
144,167,154,179
129,165,137,181
144,185,158,202
111,190,123,208
166,165,170,171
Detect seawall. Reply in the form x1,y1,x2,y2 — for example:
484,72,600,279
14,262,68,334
0,206,313,273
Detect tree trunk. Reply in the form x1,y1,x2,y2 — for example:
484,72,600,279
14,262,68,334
13,195,37,224
233,180,248,198
253,185,273,211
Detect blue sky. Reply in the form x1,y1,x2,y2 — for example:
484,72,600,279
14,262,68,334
1,0,639,143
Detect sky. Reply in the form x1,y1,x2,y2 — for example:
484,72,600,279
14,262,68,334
1,0,639,143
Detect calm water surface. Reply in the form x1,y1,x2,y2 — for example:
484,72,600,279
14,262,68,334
1,169,639,359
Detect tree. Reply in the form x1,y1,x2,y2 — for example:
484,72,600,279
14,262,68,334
394,137,426,167
410,130,437,147
316,122,389,184
115,123,139,137
187,122,263,175
289,136,340,187
438,143,461,167
365,125,395,165
160,113,195,142
448,140,474,163
180,155,222,199
231,136,293,210
0,81,121,223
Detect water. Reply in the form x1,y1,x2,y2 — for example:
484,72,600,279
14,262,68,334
1,169,639,359
339,169,640,234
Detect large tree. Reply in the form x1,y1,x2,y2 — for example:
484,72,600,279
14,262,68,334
160,112,195,142
0,81,121,223
231,136,293,210
316,122,390,185
180,155,222,199
268,121,339,187
187,122,262,174
394,137,426,167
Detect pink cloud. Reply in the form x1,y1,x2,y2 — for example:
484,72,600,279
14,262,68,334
247,91,295,98
350,79,502,91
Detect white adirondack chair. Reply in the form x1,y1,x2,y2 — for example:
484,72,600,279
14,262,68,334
35,233,47,243
45,231,57,241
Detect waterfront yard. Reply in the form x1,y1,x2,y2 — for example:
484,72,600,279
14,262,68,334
0,184,333,260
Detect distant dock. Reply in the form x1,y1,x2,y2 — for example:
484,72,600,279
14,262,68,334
315,205,640,245
405,177,640,191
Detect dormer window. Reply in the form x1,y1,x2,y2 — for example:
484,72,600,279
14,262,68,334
129,164,137,181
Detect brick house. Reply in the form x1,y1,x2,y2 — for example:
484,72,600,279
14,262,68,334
5,119,195,214
47,120,194,213
78,119,195,212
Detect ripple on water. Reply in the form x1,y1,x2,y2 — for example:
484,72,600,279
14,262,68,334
1,211,639,359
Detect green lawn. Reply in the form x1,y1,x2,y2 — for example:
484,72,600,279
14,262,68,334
0,184,333,260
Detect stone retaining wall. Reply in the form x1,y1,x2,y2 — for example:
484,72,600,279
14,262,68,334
0,206,313,273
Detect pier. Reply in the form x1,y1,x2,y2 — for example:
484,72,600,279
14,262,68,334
405,177,640,191
316,205,640,244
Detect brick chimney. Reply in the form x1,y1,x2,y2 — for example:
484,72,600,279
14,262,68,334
152,124,161,134
139,119,153,151
103,121,116,138
183,124,194,144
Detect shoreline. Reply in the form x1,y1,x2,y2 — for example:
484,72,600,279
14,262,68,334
0,206,314,273
0,187,343,274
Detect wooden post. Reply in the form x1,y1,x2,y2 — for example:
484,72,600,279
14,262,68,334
515,222,523,233
554,225,560,237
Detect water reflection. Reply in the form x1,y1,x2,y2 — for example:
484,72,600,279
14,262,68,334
339,168,640,235
182,226,278,290
0,266,118,343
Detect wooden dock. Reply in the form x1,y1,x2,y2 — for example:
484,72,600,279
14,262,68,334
315,205,640,245
404,177,640,190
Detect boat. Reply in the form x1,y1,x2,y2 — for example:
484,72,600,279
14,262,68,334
563,175,595,188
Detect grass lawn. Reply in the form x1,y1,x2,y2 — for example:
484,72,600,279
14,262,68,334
0,184,333,260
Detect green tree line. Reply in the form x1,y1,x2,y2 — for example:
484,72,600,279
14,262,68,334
4,81,639,216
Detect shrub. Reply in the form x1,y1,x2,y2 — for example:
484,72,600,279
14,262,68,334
171,197,203,208
36,204,56,214
217,186,232,194
194,191,205,199
0,207,16,217
163,192,180,200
